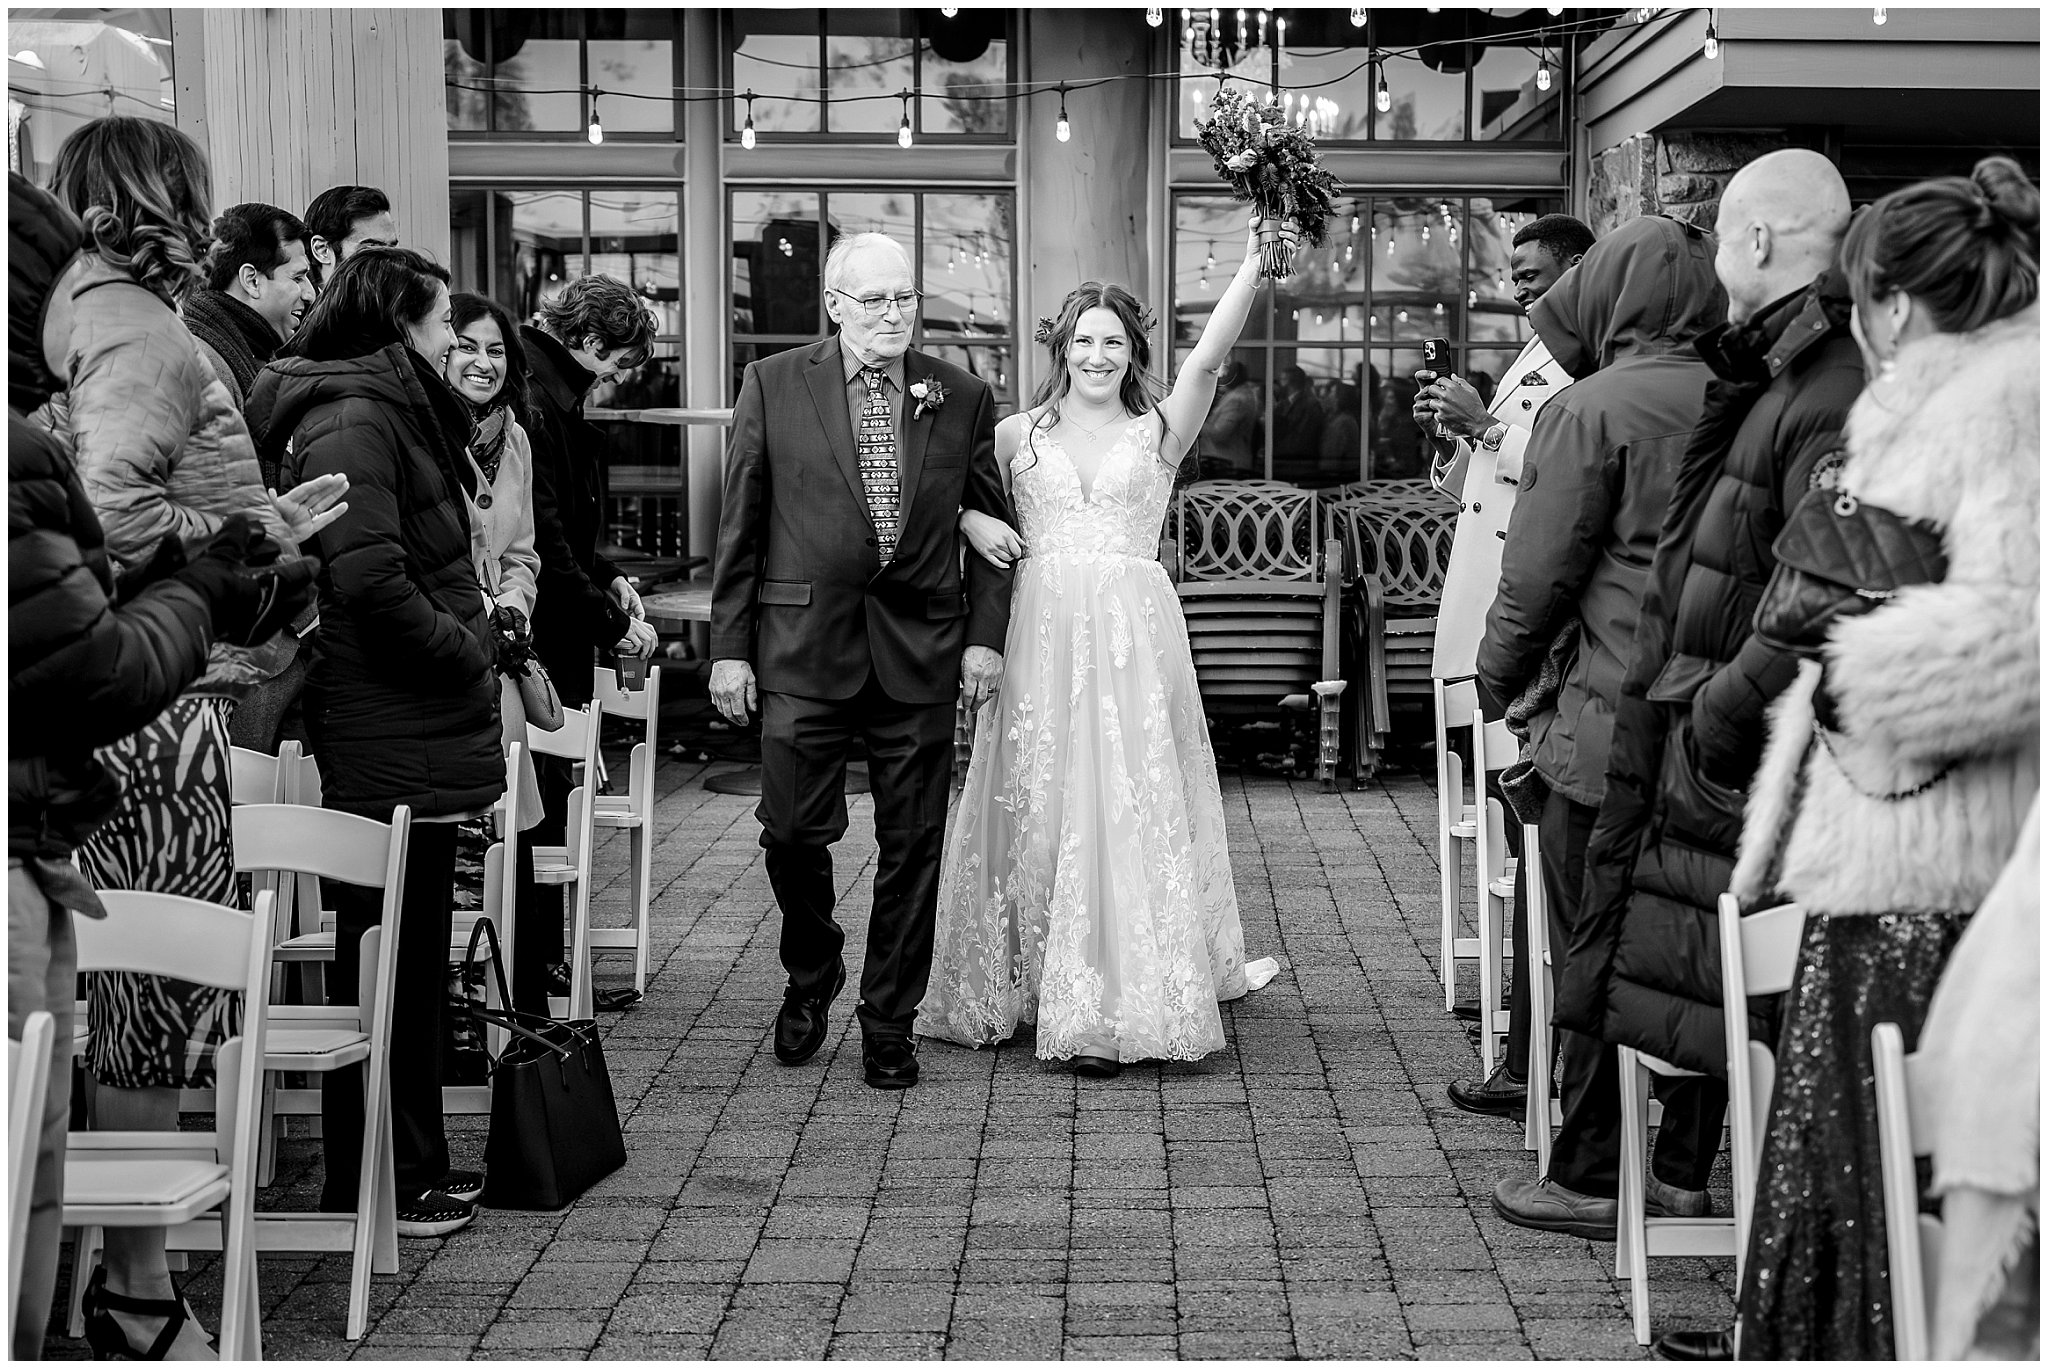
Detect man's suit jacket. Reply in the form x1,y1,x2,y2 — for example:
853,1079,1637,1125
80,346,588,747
1429,333,1575,681
710,335,1013,705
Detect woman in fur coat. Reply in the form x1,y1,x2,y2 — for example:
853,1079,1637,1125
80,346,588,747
1732,157,2039,1360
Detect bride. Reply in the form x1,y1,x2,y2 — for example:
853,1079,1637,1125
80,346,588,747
918,219,1276,1077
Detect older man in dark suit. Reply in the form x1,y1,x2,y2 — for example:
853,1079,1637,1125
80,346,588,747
710,232,1012,1090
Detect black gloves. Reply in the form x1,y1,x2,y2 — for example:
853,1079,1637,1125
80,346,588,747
490,604,537,675
173,513,320,647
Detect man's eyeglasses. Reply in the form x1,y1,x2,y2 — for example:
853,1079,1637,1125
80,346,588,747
829,288,923,319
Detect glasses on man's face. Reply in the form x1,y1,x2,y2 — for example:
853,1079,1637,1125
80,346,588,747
829,288,923,320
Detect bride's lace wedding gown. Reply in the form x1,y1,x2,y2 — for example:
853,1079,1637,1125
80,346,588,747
919,414,1254,1062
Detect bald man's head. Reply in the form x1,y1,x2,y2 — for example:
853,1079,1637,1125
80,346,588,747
1713,148,1852,323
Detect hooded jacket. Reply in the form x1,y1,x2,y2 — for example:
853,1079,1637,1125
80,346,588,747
1730,306,2038,920
7,174,217,872
246,343,503,820
1556,272,1865,1074
1476,215,1726,807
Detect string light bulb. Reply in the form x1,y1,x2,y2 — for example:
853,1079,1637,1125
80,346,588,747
1547,3,1563,12
1147,7,1162,25
1536,44,1551,91
898,90,913,148
587,90,603,144
941,6,958,16
1055,85,1070,142
1703,9,1719,58
739,89,756,149
1873,5,1886,22
1374,54,1390,113
1350,6,1366,25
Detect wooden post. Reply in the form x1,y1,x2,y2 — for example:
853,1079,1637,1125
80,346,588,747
183,8,448,261
1020,11,1155,401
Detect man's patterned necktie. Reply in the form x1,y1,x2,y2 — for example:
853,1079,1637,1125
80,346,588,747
858,366,900,563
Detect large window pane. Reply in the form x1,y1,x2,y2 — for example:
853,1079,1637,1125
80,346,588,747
923,194,1011,340
1276,9,1373,142
502,191,583,321
589,190,680,335
732,191,821,337
587,37,674,135
827,191,914,243
1471,36,1562,142
1376,9,1466,141
493,19,580,133
923,344,1017,414
922,15,1010,135
1174,198,1264,347
824,13,914,135
731,9,821,134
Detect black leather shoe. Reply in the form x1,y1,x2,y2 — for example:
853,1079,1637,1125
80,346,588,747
773,960,845,1065
1450,997,1481,1021
863,1035,919,1090
1651,1327,1734,1360
1448,1062,1527,1116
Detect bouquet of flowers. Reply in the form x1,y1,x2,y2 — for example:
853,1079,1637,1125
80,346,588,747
1194,85,1345,279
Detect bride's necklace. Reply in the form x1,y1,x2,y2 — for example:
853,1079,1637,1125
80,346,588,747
1059,407,1128,440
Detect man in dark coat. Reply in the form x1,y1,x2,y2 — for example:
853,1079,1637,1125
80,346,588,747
709,232,1012,1091
1562,151,1861,1364
1476,214,1729,1239
517,276,659,1008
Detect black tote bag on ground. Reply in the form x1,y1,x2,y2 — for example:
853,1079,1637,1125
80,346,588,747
457,919,627,1209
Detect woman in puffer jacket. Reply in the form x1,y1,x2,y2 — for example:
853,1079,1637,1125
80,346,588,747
248,246,504,1241
1732,156,2039,1360
30,118,346,1359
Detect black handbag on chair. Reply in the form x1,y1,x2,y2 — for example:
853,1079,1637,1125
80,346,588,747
456,919,626,1209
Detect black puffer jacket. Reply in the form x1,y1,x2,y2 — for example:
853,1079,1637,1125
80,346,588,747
1476,215,1727,805
247,344,503,820
1557,273,1865,1074
522,325,628,710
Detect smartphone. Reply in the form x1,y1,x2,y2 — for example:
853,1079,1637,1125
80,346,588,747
1420,337,1456,382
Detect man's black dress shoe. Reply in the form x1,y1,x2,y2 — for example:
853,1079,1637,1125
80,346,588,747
1450,997,1481,1022
863,1035,919,1090
1448,1061,1526,1116
773,960,845,1065
1651,1327,1734,1360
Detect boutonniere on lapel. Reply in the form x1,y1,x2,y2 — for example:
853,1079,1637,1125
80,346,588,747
909,378,948,421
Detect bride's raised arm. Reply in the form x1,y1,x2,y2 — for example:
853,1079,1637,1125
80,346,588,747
1158,218,1267,461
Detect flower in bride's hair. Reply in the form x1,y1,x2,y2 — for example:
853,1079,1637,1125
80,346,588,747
1137,305,1160,337
1034,316,1057,346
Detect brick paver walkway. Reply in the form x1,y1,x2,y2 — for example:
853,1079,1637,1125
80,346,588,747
51,759,1739,1360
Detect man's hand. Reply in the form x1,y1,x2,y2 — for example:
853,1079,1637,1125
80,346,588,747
610,574,645,621
1425,374,1494,442
961,646,1004,710
614,618,658,658
709,659,758,725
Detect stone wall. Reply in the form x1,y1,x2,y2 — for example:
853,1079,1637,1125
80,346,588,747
1587,129,1793,235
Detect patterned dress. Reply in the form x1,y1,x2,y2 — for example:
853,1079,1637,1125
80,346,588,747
79,695,241,1089
921,415,1250,1063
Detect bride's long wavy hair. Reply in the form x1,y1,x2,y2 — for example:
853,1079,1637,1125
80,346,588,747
1022,281,1174,473
48,117,212,307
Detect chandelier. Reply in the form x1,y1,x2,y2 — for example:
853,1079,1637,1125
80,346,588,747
1182,7,1286,72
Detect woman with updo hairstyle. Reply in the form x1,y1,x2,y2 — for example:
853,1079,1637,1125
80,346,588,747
1729,156,2039,1359
920,219,1280,1078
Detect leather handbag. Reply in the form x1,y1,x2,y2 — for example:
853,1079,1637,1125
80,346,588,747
455,920,626,1209
512,659,564,732
1753,488,1948,657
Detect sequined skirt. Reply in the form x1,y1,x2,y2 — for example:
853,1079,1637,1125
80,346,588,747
1736,910,1970,1360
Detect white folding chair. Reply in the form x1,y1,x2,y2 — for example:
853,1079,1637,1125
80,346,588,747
591,664,662,996
530,706,603,1020
1519,825,1564,1173
1614,892,1803,1344
8,1010,56,1348
229,802,410,1341
446,743,525,1116
1434,678,1483,1012
1473,718,1519,1074
1873,1021,1941,1362
63,890,274,1362
1720,894,1806,1278
228,745,288,805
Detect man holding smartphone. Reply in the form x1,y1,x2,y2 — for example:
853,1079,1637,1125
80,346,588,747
1415,213,1594,1118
